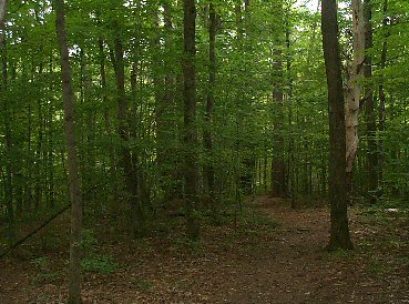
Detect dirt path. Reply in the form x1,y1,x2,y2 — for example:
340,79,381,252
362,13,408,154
221,198,374,304
1,196,408,303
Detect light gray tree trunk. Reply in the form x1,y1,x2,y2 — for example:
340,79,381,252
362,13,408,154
0,0,7,48
345,0,365,197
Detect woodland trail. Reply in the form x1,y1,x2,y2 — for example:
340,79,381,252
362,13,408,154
0,196,408,303
220,196,409,304
220,197,372,304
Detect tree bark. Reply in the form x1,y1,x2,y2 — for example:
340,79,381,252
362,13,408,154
161,1,178,202
364,0,378,204
153,2,174,202
204,1,216,204
271,2,287,199
321,0,353,251
378,0,388,185
345,0,365,201
183,0,200,239
48,81,55,209
111,36,145,238
0,0,7,46
54,0,83,302
0,0,13,244
271,49,286,198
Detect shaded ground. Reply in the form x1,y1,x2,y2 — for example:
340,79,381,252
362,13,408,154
0,196,408,303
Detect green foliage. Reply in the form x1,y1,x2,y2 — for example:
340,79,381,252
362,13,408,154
81,254,119,274
32,271,61,285
31,256,61,285
31,256,49,270
1,0,408,251
81,229,98,251
326,248,355,260
366,258,392,276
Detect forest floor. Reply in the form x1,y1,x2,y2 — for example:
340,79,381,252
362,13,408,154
0,196,408,304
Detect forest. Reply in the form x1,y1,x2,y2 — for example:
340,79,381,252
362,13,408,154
0,0,408,303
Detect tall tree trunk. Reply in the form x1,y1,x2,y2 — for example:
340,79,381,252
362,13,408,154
162,1,179,202
129,59,150,212
0,0,7,47
284,2,296,206
345,0,365,201
204,1,216,204
151,4,167,201
99,38,117,188
48,54,55,208
378,0,388,185
234,1,243,201
0,0,13,244
235,0,255,196
271,1,287,198
99,38,109,131
321,0,353,251
111,35,145,238
271,49,286,198
27,90,33,210
54,0,83,303
364,0,378,204
183,0,200,239
34,59,45,209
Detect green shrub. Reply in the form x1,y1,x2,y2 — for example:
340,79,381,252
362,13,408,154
31,256,61,285
81,254,118,274
81,229,98,251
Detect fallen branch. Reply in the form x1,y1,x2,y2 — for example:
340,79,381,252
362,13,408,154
0,204,71,258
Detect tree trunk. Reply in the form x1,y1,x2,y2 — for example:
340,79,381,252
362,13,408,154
321,0,353,251
48,54,55,208
35,80,44,208
183,0,200,239
0,0,7,47
364,0,378,204
98,38,117,188
378,0,388,185
271,48,286,198
345,0,365,201
54,0,83,303
0,0,14,244
204,1,216,205
152,3,170,202
111,36,145,238
284,2,296,206
271,1,287,198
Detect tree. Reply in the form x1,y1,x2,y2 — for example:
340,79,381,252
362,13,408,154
0,0,6,38
111,27,145,238
183,0,200,239
363,0,378,204
271,0,287,198
0,0,7,47
2,0,409,264
0,0,13,245
54,0,83,302
345,0,365,200
377,0,389,184
156,0,177,202
321,0,353,250
203,0,217,207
